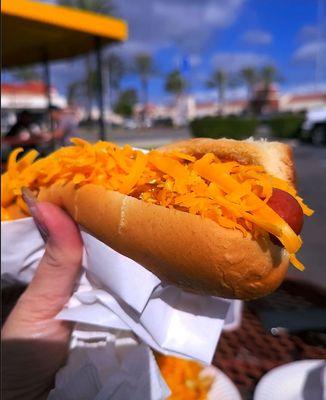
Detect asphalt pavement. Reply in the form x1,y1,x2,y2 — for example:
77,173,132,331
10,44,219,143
288,143,326,289
80,126,191,149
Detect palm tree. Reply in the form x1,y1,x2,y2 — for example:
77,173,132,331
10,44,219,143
165,70,187,126
240,67,257,100
67,80,84,105
58,0,115,119
58,0,114,13
207,69,227,115
83,68,98,114
105,53,125,109
165,69,187,99
250,65,281,115
134,53,155,122
260,65,278,88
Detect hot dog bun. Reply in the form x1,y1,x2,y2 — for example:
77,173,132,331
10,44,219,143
37,138,294,299
159,138,295,184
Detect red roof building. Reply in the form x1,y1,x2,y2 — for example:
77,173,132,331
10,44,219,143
281,92,326,112
1,81,66,110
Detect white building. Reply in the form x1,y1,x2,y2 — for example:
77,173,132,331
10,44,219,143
136,90,326,126
195,99,247,117
1,81,67,111
134,95,196,126
280,92,326,112
1,81,67,131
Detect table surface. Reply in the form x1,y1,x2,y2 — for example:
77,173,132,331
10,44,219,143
2,278,326,400
213,279,326,400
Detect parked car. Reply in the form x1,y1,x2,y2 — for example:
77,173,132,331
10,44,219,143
152,117,174,128
123,118,139,130
301,107,326,145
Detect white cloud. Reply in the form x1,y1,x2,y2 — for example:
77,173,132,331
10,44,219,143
293,24,326,81
117,40,156,57
242,29,273,45
116,0,245,55
297,25,319,42
212,52,271,72
189,55,202,67
293,41,326,62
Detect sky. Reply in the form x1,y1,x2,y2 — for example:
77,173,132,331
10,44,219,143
113,0,326,102
4,0,326,104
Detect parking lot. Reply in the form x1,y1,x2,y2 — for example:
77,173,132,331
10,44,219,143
289,143,326,288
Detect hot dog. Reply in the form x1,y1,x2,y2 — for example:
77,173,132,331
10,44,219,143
1,138,313,299
267,188,304,235
267,188,304,245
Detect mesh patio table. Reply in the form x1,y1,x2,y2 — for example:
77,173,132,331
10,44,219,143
213,279,326,399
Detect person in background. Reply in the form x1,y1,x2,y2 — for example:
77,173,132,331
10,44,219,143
48,105,79,147
2,110,48,165
4,110,42,148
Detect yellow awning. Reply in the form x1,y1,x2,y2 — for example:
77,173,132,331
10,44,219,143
2,0,128,68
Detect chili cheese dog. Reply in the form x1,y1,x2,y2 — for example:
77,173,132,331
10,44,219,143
1,138,313,299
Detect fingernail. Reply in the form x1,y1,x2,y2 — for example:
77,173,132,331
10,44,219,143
22,188,49,242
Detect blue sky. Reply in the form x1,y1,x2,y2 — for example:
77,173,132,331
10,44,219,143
114,0,325,103
4,0,326,104
119,0,326,100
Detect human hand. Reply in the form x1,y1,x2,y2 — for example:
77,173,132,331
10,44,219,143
2,196,83,400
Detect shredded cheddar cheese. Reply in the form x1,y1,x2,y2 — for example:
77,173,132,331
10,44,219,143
156,355,213,400
1,207,11,221
1,138,313,269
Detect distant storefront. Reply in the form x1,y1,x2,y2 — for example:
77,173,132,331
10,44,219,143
1,81,66,132
134,88,326,126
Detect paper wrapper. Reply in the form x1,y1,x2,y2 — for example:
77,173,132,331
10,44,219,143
48,329,170,400
1,217,242,363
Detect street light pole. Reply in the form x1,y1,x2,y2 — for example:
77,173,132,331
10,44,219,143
95,36,106,141
43,53,55,150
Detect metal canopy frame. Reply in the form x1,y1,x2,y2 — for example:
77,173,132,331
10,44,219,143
2,0,128,142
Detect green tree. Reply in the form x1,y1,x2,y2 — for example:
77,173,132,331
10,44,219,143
105,53,125,109
58,0,115,119
249,65,282,115
240,67,257,99
260,65,278,88
114,88,137,118
165,69,187,98
207,69,227,115
134,53,155,122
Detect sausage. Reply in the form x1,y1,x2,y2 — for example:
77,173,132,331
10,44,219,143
267,188,304,245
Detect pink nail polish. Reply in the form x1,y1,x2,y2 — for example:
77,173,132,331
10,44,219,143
22,188,49,241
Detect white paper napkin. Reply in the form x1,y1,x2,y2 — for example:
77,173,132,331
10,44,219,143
302,362,326,400
48,329,170,400
1,217,238,364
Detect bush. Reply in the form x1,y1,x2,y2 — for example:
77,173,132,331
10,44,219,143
264,114,304,139
190,116,258,140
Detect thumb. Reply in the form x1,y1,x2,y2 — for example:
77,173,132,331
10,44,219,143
22,198,84,318
3,191,83,338
1,196,84,395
